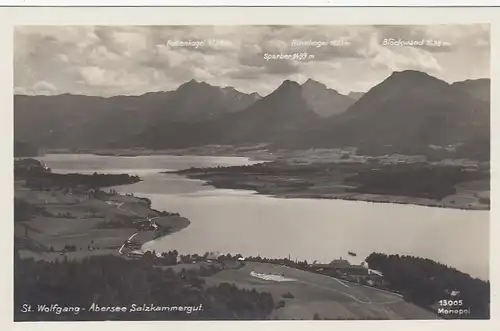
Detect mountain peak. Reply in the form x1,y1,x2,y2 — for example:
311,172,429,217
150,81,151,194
277,80,301,92
302,78,327,89
392,69,428,75
389,70,437,81
384,70,450,89
178,79,210,90
298,78,356,118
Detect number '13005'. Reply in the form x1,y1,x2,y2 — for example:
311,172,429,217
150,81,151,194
439,300,463,306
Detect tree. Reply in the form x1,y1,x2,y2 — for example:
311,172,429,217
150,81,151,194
276,300,286,309
365,252,490,319
143,250,153,260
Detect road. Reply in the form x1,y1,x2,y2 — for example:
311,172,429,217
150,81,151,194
108,201,157,255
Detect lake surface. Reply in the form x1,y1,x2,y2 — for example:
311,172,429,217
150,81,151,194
37,154,490,280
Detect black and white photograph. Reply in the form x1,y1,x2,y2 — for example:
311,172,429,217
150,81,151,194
13,23,490,321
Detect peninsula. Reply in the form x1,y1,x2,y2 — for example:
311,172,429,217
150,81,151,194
14,158,190,261
170,158,490,210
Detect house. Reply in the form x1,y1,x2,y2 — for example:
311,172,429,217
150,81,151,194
124,239,142,250
462,164,479,171
206,252,222,260
368,269,384,277
310,258,369,276
127,251,144,259
330,259,351,268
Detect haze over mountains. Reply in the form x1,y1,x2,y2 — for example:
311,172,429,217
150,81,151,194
14,70,490,160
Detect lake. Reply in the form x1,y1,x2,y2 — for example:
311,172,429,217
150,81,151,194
37,153,490,280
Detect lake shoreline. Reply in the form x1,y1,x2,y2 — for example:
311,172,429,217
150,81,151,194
14,179,191,261
26,154,489,279
44,146,277,162
170,171,489,212
210,182,489,211
14,155,490,320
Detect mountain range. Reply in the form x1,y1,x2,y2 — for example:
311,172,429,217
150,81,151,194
301,79,357,117
297,71,490,149
14,70,490,160
451,78,490,102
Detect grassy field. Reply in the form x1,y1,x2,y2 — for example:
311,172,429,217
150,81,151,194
203,261,439,320
15,181,190,260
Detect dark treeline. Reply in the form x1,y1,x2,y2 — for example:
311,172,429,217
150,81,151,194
365,253,489,319
15,158,141,189
14,253,275,321
345,165,486,200
245,255,311,270
173,162,271,174
174,161,362,176
136,196,152,207
178,252,243,266
24,172,141,190
14,158,48,178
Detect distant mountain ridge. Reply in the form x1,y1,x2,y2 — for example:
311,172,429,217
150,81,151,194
164,79,261,120
451,78,490,102
14,81,261,149
301,79,356,117
347,91,365,101
129,79,320,149
225,80,320,143
292,70,490,159
14,72,490,160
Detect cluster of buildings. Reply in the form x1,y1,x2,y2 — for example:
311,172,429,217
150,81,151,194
430,158,482,171
375,154,427,165
311,258,367,275
310,258,386,286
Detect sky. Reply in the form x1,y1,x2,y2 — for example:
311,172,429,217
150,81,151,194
14,24,490,97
